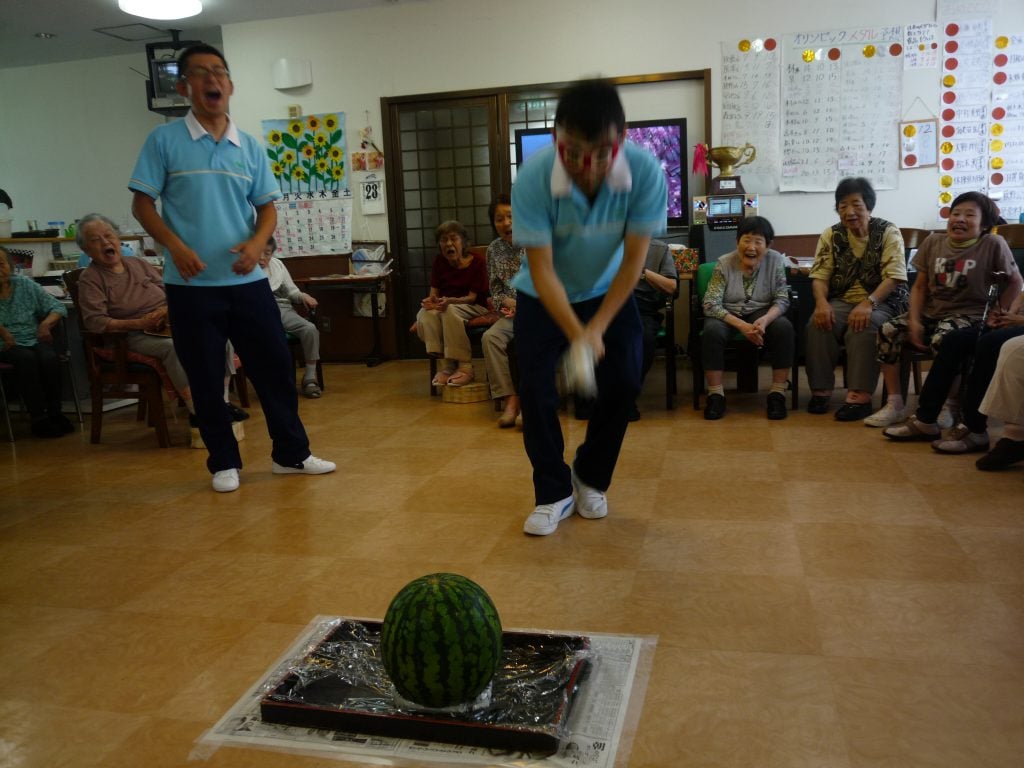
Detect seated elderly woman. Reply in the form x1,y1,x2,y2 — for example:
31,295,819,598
75,213,247,442
417,220,490,387
805,176,908,421
883,299,1024,452
866,191,1023,427
701,215,795,421
482,193,523,427
258,236,322,398
0,246,72,438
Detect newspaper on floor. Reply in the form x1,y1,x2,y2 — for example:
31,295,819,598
193,615,656,768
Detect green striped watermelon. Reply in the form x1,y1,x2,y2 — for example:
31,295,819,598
380,573,503,709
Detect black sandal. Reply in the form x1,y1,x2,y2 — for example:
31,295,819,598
807,395,830,414
834,402,873,421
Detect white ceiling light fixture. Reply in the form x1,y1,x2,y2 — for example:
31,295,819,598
117,0,203,21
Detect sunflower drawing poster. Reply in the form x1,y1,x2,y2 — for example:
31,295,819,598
263,112,353,256
262,112,348,197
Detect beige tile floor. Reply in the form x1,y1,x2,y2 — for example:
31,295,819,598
1,360,1021,767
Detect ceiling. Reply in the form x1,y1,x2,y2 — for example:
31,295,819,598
0,0,400,69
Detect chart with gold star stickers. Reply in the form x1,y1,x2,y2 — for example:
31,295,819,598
724,30,906,195
779,26,903,191
939,21,1024,223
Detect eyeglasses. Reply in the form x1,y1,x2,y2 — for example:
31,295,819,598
556,134,619,171
182,65,231,80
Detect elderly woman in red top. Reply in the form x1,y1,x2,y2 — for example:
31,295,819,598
416,220,490,387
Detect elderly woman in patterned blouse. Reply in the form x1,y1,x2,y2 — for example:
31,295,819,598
0,246,71,438
482,193,524,428
701,215,794,421
805,177,908,422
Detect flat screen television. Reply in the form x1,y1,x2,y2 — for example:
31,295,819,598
513,118,688,227
626,118,687,228
151,59,179,95
148,57,189,108
515,127,554,167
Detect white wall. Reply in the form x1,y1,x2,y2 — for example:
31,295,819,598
0,53,165,232
3,0,1023,238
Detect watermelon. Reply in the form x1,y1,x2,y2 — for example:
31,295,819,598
380,572,503,709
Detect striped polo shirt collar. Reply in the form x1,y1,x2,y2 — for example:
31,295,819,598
185,110,241,147
550,143,632,198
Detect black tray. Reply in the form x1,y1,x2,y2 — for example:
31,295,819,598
260,620,591,756
11,229,59,238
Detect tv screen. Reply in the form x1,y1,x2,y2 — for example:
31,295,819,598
515,128,554,167
514,118,688,227
625,119,687,228
151,59,180,97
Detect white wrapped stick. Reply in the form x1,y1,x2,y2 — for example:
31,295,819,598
563,339,597,399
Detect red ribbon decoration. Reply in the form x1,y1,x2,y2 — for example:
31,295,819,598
692,143,709,176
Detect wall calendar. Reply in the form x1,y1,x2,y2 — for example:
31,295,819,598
272,195,353,257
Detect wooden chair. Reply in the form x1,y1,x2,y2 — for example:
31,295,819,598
228,351,250,408
899,227,933,260
0,362,15,441
688,261,801,410
0,319,83,442
63,268,171,447
423,317,497,397
659,288,680,410
995,223,1024,274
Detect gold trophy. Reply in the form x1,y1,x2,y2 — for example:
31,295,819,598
709,144,756,194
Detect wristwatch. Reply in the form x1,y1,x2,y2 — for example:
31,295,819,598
867,294,879,308
640,270,647,282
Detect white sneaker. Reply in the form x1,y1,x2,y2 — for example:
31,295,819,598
272,455,337,475
936,405,956,430
212,468,239,493
523,496,574,536
571,466,608,519
864,402,907,428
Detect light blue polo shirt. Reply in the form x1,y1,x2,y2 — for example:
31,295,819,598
129,112,281,287
511,141,667,303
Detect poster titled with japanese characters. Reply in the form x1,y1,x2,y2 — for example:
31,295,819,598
904,23,940,69
720,37,782,193
781,26,903,191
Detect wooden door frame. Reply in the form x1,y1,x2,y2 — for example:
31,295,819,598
381,69,711,358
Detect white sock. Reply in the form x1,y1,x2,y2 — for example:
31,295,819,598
304,364,317,381
769,382,788,395
887,395,905,410
1003,423,1024,441
708,384,725,397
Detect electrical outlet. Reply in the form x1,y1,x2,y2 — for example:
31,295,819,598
288,104,302,119
319,315,332,332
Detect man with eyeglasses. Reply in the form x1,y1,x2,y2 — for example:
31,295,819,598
129,43,334,493
512,79,667,536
